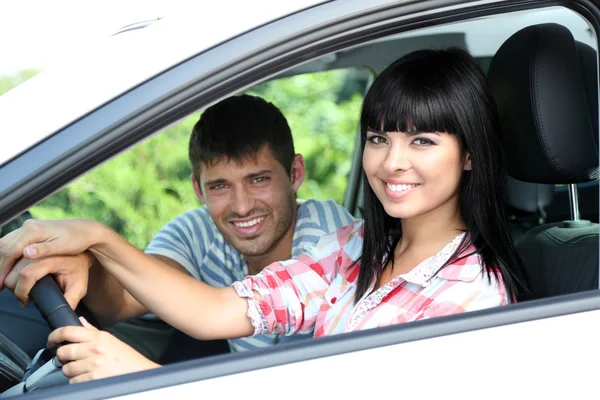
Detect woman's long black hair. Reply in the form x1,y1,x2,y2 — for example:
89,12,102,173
356,48,529,303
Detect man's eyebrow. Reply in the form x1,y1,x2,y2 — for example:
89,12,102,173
204,178,227,187
245,169,272,180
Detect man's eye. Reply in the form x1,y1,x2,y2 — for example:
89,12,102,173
412,138,434,146
253,176,268,184
211,184,227,190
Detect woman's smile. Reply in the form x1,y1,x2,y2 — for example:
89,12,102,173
383,181,421,199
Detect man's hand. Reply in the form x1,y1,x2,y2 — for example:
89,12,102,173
49,317,160,384
3,253,95,309
0,219,102,290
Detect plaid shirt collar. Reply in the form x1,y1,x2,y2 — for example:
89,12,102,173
399,232,480,287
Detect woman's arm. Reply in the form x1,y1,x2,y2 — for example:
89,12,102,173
0,219,254,340
87,220,254,340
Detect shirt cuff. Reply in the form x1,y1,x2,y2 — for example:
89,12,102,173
232,281,269,336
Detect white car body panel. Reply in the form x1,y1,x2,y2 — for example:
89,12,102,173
115,309,600,399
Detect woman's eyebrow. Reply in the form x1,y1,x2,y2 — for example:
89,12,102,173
405,130,441,136
366,128,387,135
368,128,441,136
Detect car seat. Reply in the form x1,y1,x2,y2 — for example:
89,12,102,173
488,23,599,300
506,177,554,245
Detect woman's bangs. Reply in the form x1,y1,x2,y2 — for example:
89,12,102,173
362,67,460,136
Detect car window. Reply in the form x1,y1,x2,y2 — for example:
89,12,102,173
18,67,370,249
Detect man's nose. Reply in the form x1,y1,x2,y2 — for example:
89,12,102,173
230,186,256,217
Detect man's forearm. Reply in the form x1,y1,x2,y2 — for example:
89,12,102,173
83,254,147,324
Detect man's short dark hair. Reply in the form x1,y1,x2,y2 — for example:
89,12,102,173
189,94,295,181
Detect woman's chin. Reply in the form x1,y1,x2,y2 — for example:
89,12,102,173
383,206,414,220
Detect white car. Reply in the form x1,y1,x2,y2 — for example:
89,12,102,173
0,0,599,399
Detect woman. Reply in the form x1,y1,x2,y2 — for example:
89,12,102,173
0,48,528,381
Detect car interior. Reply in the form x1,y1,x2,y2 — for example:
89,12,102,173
0,4,598,397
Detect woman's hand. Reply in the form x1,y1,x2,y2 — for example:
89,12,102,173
49,317,160,383
3,253,95,309
0,219,105,290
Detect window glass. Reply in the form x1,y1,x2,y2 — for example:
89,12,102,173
25,68,371,248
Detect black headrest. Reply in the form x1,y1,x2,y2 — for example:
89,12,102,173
506,177,554,213
488,23,599,184
576,41,599,144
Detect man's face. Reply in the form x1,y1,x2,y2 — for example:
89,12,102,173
195,146,304,257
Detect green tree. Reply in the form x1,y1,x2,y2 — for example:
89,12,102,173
3,68,368,248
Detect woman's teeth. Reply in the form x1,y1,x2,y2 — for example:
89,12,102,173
386,183,419,192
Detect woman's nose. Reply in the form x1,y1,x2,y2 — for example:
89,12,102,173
382,143,410,173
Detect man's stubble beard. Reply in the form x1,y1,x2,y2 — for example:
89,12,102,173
230,192,297,257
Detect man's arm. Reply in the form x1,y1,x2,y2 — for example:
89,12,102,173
82,254,191,324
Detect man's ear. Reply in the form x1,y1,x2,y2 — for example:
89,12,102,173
191,174,205,202
464,153,472,171
290,154,305,192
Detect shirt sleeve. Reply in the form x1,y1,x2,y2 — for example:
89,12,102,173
233,221,362,337
144,209,212,280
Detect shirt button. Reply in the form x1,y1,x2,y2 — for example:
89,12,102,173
331,297,337,304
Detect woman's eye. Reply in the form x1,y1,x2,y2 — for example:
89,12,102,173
367,136,387,145
412,137,434,146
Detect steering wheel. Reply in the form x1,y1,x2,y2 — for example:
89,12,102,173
0,276,81,397
29,276,83,331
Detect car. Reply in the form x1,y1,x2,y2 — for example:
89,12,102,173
0,0,599,398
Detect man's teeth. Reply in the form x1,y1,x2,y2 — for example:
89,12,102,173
234,217,265,228
386,183,419,192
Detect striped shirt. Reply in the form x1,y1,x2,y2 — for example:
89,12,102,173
145,198,356,352
234,220,508,337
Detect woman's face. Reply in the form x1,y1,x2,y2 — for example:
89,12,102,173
362,129,470,221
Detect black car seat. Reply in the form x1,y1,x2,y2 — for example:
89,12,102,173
506,177,555,245
488,23,599,300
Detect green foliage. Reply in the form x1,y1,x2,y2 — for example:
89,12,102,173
3,68,368,249
248,70,365,202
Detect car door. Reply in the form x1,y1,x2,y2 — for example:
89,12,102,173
0,0,599,399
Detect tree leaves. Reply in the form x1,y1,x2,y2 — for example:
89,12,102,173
3,68,369,249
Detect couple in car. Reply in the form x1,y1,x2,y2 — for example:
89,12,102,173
0,48,529,383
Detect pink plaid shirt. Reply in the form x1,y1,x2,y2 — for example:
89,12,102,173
233,221,507,337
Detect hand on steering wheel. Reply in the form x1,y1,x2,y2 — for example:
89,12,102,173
29,276,82,331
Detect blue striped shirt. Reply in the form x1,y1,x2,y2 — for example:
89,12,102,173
145,198,356,352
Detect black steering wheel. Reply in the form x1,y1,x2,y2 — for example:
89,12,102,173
29,276,83,331
0,276,81,397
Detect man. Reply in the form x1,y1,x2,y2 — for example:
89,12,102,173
0,94,355,377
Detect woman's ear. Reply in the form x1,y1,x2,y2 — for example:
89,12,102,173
464,153,472,171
